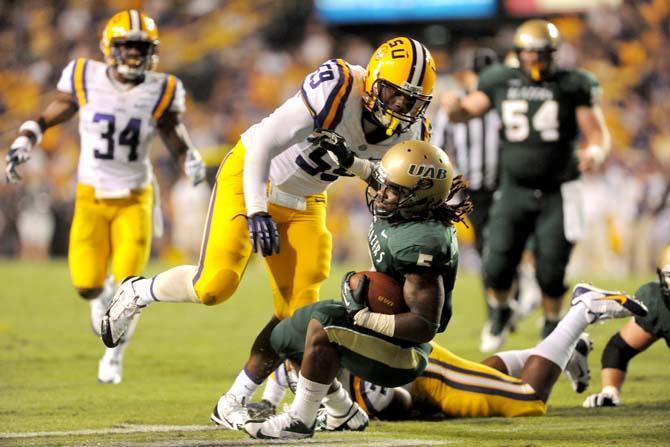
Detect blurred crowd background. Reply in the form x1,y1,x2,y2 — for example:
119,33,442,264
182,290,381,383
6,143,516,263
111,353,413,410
0,0,668,278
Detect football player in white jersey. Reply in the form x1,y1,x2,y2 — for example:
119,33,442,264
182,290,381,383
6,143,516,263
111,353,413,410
101,36,436,426
5,10,205,384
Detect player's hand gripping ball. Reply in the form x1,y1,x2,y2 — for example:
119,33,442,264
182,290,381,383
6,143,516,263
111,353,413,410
348,271,408,314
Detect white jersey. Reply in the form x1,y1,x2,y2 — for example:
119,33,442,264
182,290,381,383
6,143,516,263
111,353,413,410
241,59,430,214
57,58,185,194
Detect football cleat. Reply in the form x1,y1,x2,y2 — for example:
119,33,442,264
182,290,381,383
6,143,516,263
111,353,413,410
97,355,122,385
101,276,147,348
90,275,115,337
247,399,276,420
243,410,315,439
563,332,593,393
571,283,647,323
210,394,255,430
315,402,369,432
480,306,514,353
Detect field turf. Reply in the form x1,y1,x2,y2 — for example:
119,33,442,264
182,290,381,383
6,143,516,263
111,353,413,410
1,260,668,446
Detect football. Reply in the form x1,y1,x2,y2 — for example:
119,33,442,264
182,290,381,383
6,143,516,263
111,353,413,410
348,271,408,314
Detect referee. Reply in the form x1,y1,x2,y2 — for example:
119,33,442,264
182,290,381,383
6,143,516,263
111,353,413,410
433,47,500,257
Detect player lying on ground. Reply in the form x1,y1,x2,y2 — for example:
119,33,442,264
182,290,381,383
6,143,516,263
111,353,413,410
583,253,670,408
250,284,646,423
239,140,471,439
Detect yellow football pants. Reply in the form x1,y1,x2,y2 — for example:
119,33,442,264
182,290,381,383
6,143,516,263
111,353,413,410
192,141,332,319
68,183,153,290
411,342,547,417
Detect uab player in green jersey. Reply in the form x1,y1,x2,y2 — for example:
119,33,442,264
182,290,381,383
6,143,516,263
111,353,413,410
242,140,472,439
444,19,611,351
584,248,670,408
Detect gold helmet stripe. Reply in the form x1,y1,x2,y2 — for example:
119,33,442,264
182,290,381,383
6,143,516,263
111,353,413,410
129,9,141,32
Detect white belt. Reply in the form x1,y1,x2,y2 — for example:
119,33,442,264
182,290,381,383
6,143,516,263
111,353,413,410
269,185,306,211
94,188,132,199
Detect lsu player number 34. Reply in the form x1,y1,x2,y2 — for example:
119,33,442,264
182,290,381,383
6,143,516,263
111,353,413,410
5,10,205,384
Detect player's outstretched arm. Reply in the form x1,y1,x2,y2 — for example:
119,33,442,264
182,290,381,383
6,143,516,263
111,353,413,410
443,90,491,123
583,319,658,407
157,111,205,185
6,91,78,183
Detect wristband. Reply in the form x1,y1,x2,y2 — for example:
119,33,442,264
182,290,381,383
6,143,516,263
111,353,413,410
19,120,43,144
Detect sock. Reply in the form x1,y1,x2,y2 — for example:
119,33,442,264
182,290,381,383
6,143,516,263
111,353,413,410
138,265,200,305
290,373,330,426
494,348,534,378
227,369,261,403
261,373,288,406
531,303,590,370
322,379,353,416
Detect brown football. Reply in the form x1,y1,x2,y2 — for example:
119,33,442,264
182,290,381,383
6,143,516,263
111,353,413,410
348,271,408,315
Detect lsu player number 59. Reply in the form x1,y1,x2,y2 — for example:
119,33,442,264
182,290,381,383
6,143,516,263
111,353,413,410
4,9,206,385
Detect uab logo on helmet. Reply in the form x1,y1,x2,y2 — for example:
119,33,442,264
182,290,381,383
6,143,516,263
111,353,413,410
408,164,450,180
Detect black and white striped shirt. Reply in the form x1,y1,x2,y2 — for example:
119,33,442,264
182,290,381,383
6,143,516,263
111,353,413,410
432,95,500,192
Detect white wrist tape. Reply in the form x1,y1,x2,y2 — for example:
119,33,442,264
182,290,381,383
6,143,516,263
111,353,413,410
353,308,395,337
348,157,373,181
585,144,606,166
12,135,32,150
601,385,620,400
19,120,43,144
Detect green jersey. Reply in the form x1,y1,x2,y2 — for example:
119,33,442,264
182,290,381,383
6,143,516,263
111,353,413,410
367,217,459,332
478,64,601,190
634,281,670,347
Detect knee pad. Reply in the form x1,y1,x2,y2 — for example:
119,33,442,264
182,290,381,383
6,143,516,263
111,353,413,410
601,332,640,372
483,254,517,291
535,263,568,298
76,287,103,300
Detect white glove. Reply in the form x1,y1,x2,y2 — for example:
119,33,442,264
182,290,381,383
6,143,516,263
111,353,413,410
184,149,206,186
582,386,620,408
6,135,33,184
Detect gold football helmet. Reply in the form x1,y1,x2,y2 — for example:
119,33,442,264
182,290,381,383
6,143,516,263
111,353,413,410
513,19,560,81
364,37,436,136
367,140,453,219
100,10,159,80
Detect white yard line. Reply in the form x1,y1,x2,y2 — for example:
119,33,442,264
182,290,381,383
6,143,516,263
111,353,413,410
0,425,450,446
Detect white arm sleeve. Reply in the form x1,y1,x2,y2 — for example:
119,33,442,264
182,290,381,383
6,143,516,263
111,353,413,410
56,60,76,94
242,93,315,215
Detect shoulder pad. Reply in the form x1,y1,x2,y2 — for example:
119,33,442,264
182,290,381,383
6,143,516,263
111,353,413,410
300,59,355,130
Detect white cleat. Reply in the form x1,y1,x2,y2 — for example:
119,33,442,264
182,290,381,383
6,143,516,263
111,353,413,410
243,410,315,439
479,321,507,353
315,402,369,432
101,276,147,348
90,275,115,337
210,394,254,430
571,283,648,323
97,355,122,384
564,332,593,393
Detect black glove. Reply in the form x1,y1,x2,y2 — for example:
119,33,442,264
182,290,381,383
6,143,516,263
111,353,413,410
341,271,369,317
247,212,280,257
307,128,354,168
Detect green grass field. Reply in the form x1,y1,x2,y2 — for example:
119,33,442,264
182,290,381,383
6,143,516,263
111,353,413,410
1,260,668,446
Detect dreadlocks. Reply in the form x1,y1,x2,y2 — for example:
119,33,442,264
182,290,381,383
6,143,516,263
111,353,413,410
430,174,473,226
